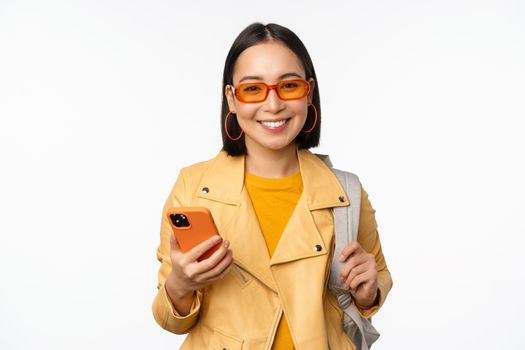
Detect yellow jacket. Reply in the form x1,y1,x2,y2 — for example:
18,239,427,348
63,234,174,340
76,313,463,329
152,148,393,350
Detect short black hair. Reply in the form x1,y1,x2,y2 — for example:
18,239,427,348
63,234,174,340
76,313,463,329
221,22,321,156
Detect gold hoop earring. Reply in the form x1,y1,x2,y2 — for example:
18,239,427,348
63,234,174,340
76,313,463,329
225,111,244,141
302,101,318,133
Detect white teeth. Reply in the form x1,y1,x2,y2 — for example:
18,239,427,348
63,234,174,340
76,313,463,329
261,119,287,128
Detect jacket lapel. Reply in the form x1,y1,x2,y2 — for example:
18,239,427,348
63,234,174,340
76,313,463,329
228,188,277,291
195,151,277,291
193,149,350,292
270,149,349,265
269,193,328,265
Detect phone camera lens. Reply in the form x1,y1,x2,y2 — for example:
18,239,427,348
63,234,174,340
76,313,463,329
170,213,190,228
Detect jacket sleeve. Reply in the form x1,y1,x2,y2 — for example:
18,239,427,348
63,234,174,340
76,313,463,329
151,168,204,334
354,186,393,318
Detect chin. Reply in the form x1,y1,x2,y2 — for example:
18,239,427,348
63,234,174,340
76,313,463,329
245,132,300,153
260,139,297,152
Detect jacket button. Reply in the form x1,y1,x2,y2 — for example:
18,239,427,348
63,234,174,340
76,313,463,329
338,196,345,202
315,244,322,252
202,187,209,193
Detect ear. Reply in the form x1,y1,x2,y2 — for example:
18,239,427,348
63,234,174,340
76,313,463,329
224,85,236,113
307,78,316,103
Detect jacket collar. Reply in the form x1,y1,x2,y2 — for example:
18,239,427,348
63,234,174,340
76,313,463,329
194,148,350,292
196,148,351,209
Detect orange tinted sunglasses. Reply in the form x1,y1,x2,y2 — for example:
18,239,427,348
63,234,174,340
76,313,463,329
231,79,310,103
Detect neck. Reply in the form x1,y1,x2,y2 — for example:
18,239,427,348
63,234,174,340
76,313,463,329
245,143,299,178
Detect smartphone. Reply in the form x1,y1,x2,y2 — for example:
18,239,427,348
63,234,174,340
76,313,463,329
166,207,222,261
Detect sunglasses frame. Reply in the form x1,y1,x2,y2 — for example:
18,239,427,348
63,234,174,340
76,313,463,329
231,79,311,103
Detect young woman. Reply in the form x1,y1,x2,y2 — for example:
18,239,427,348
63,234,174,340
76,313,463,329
152,22,392,350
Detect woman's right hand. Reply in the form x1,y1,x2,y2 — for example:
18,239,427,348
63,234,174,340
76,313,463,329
165,233,234,303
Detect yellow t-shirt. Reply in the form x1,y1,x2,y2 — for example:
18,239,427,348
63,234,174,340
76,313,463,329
245,170,303,350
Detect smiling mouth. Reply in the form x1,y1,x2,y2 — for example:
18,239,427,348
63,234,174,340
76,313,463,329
258,118,290,128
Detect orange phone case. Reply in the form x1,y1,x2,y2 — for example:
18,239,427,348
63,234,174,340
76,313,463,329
166,207,222,261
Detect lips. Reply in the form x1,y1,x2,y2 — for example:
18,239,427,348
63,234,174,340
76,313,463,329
261,120,286,128
258,118,290,129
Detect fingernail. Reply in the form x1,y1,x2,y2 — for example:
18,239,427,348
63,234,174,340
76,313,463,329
339,255,344,262
214,236,222,243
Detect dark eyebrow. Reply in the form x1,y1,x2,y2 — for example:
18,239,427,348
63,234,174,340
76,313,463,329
237,72,304,84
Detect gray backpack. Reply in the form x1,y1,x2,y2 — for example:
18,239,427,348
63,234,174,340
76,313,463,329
316,154,380,350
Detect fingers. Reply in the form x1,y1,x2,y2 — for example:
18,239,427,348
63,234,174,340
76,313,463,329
185,235,223,263
199,248,234,282
349,271,378,300
349,269,377,293
339,252,368,281
342,263,368,290
179,239,234,288
338,242,377,294
192,239,231,276
338,240,363,262
341,258,378,303
210,259,235,281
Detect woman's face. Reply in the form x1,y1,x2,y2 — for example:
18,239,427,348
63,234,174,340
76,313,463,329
225,41,315,155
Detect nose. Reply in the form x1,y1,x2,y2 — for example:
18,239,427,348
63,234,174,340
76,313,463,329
263,87,285,113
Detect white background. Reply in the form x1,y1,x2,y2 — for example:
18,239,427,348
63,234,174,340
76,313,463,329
1,0,524,349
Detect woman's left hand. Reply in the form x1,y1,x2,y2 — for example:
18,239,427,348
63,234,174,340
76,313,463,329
338,240,379,308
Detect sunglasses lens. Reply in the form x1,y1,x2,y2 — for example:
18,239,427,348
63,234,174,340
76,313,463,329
278,80,309,100
235,80,309,102
237,82,267,102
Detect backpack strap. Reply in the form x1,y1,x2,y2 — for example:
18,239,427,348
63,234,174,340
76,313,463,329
334,169,361,242
314,154,360,251
316,153,380,350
